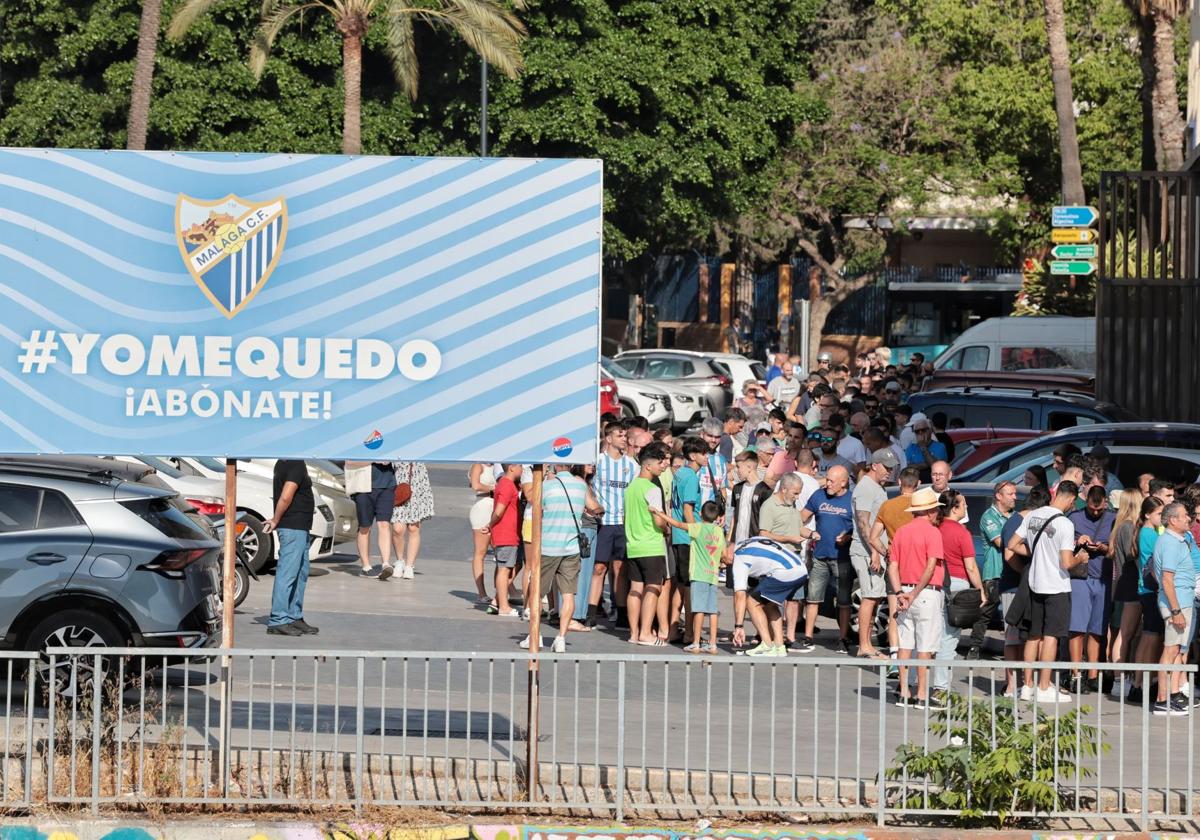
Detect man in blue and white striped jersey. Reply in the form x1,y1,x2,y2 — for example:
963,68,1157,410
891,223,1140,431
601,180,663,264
585,420,639,628
729,536,811,657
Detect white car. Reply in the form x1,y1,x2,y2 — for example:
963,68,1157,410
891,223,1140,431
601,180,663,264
705,352,769,395
127,456,336,570
603,357,709,429
236,458,357,544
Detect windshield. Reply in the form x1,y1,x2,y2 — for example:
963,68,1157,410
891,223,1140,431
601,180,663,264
138,456,184,479
194,456,227,473
602,358,636,377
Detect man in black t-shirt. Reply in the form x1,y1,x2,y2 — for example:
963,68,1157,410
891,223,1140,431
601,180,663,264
264,459,317,636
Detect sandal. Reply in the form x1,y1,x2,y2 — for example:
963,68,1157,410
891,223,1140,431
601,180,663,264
683,643,701,653
858,649,888,660
638,637,667,647
568,620,591,632
704,645,719,655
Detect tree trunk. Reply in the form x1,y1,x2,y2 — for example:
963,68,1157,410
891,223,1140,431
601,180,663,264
126,0,163,151
1149,4,1186,170
341,33,363,155
1043,0,1086,204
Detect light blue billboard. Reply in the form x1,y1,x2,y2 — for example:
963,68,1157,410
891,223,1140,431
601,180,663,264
0,149,602,462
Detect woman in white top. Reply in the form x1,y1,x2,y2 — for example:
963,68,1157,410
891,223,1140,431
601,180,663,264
468,463,496,603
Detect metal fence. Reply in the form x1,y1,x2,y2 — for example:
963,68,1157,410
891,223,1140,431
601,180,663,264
0,648,1196,828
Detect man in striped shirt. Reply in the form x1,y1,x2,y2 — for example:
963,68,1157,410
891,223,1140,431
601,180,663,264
521,465,593,653
730,536,810,657
586,421,639,628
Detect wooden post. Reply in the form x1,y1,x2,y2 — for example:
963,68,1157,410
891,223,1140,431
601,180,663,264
719,263,734,349
778,263,792,351
525,464,545,802
698,262,710,324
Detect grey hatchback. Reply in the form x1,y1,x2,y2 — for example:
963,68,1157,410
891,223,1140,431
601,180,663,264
0,457,222,675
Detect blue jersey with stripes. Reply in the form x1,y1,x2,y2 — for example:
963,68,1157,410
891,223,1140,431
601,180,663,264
592,452,638,526
698,453,729,506
732,537,808,590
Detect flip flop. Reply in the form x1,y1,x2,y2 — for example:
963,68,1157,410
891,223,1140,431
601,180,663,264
568,621,591,632
858,650,888,660
704,646,720,655
638,638,667,647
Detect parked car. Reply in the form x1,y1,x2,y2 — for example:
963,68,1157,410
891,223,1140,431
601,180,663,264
0,456,222,687
922,368,1095,394
189,457,353,548
984,446,1200,490
947,428,1042,473
702,352,768,395
614,349,733,416
958,422,1200,483
885,481,1031,562
602,357,706,429
933,316,1095,372
599,374,621,417
907,387,1137,431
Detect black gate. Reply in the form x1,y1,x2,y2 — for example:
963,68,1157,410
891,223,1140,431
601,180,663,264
1097,171,1200,423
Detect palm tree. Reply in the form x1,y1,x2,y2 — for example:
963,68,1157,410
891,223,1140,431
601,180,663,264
168,0,526,155
127,0,165,150
1128,0,1187,170
1042,0,1085,204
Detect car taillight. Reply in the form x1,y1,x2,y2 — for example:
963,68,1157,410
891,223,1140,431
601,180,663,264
708,375,732,388
188,498,225,516
138,548,207,577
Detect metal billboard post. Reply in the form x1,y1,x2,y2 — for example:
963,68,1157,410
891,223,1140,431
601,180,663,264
218,458,237,793
525,464,544,802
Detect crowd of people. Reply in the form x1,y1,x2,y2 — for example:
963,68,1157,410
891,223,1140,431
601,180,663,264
462,348,1200,716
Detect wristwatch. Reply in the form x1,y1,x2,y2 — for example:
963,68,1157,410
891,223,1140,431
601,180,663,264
1171,608,1183,617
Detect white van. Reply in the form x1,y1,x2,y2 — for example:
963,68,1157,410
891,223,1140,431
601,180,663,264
933,316,1095,372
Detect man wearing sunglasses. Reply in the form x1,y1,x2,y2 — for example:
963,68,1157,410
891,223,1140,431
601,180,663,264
813,427,856,477
904,419,947,482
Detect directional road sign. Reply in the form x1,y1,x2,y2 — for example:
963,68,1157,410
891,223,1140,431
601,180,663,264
1051,228,1097,244
1050,260,1097,276
1051,244,1098,260
1052,205,1099,227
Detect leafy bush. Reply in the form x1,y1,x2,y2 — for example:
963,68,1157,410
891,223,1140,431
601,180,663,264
885,692,1106,827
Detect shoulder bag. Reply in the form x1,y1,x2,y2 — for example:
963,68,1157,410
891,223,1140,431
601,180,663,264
556,476,591,559
393,463,412,507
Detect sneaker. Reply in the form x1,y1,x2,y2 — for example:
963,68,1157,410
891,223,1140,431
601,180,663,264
1171,691,1197,710
746,642,777,657
907,696,928,710
796,637,816,653
836,638,852,656
786,639,806,653
266,622,304,636
894,694,915,708
518,635,544,650
291,619,319,635
1019,685,1035,702
521,607,532,621
359,566,380,578
886,663,899,680
402,564,415,580
1035,687,1072,704
378,564,395,581
500,608,520,618
552,635,566,654
1083,677,1099,695
768,645,787,657
1153,699,1188,716
1126,686,1144,706
927,689,949,711
964,646,982,661
485,602,499,615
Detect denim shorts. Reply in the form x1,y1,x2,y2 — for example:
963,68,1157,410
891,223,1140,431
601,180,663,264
806,556,852,605
690,581,719,615
754,574,807,607
353,488,394,527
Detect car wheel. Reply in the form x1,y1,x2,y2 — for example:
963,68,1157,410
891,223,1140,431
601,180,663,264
232,564,250,608
237,513,272,573
25,609,126,702
619,401,635,419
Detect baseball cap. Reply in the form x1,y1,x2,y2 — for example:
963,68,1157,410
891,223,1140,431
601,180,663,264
870,448,900,468
884,381,902,392
907,411,928,428
1091,444,1110,459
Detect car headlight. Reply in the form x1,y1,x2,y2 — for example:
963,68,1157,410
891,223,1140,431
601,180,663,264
677,395,694,403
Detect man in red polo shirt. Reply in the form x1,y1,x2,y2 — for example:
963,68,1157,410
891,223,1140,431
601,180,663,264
887,487,946,709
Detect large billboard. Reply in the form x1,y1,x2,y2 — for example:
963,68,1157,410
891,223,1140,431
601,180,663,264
0,149,602,462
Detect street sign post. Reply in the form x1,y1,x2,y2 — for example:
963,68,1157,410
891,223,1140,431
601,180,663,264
1051,228,1098,244
1051,244,1098,260
1052,205,1100,227
1050,260,1097,276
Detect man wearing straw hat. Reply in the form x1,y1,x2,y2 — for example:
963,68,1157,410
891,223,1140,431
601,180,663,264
887,487,946,708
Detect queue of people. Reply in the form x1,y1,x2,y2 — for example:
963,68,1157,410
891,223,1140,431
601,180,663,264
456,352,1200,716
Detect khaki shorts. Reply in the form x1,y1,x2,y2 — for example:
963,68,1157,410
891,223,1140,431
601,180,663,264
541,554,581,597
897,588,943,654
850,551,886,599
1161,605,1194,648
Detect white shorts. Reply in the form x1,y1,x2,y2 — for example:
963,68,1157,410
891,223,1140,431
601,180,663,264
897,588,944,654
469,497,492,530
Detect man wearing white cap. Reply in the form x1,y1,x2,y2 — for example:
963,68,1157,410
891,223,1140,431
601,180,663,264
852,448,899,658
887,487,946,708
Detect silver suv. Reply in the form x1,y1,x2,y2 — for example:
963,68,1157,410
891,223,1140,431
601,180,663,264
613,350,734,416
0,457,222,667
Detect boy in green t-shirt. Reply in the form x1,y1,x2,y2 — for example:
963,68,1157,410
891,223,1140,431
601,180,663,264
624,443,689,645
685,501,728,654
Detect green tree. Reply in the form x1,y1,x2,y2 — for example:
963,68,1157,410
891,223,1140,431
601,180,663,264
167,0,526,154
490,0,822,258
